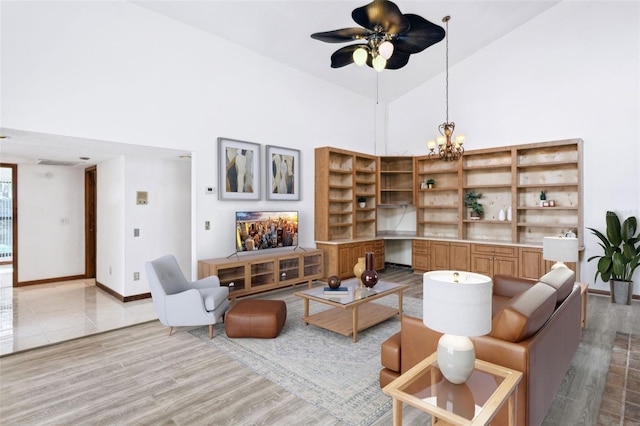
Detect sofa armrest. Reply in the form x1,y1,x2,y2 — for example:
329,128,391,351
381,332,401,373
493,275,537,298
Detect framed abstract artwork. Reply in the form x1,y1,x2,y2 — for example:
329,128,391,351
265,145,300,201
218,137,261,201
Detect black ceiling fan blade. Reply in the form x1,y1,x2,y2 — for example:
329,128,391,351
352,0,409,34
394,14,445,54
384,49,411,69
311,28,371,43
330,44,366,68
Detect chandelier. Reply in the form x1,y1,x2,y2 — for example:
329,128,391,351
427,16,465,161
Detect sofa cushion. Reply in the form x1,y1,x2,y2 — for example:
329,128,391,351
539,267,575,303
490,282,557,342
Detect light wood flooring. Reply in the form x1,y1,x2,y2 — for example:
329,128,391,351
1,266,639,425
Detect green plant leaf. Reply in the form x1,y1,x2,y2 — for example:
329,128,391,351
606,211,622,247
621,216,638,241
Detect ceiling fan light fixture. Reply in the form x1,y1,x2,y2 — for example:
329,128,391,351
353,47,368,66
372,55,386,72
379,40,394,59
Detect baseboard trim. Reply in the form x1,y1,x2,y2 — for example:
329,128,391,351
586,288,639,300
95,281,151,303
17,275,86,287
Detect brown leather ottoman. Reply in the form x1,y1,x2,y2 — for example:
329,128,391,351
225,299,287,338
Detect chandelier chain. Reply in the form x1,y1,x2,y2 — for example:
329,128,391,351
445,17,449,123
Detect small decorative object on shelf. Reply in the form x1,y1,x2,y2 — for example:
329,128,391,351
540,191,546,207
498,208,506,222
327,275,341,289
464,191,484,220
353,257,366,287
507,206,512,221
426,178,435,189
361,252,379,288
357,196,367,208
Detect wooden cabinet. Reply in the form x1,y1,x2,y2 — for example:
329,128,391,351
412,239,430,274
198,249,323,301
471,244,518,277
518,247,578,280
378,156,414,206
430,241,470,271
316,239,385,280
315,147,377,241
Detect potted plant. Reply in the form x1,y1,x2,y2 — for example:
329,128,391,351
357,196,367,208
587,211,640,304
426,178,435,189
464,191,484,220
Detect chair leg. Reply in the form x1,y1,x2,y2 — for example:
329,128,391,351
168,326,173,336
209,324,214,339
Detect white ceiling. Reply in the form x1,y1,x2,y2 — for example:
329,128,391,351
131,0,561,102
0,0,561,164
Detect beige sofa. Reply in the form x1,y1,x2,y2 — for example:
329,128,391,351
379,267,581,426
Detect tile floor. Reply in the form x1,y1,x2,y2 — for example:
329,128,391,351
0,265,157,356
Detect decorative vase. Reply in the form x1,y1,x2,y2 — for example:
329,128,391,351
498,208,506,222
353,257,366,288
361,252,378,288
507,206,512,221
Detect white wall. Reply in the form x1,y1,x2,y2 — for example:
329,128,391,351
16,164,85,282
1,1,376,293
97,157,126,296
388,1,640,293
124,157,191,296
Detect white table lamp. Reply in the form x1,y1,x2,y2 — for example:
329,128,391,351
423,271,493,384
543,236,579,269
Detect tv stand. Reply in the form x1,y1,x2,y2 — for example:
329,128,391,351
198,248,323,303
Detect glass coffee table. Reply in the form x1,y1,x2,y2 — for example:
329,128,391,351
383,352,522,425
294,279,407,342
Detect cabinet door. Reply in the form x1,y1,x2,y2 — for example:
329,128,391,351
471,254,494,276
494,256,518,276
338,244,358,279
278,255,300,284
431,241,451,270
450,243,471,271
518,247,545,280
303,251,323,279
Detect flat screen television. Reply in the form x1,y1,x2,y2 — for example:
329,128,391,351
235,211,298,253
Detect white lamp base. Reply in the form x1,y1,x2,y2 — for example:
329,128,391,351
437,334,476,384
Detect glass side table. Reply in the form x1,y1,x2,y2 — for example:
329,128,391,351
383,352,522,425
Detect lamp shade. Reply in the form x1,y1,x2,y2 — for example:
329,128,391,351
423,271,492,337
543,237,579,263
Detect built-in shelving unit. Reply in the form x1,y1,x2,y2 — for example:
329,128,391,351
378,156,414,206
415,156,460,239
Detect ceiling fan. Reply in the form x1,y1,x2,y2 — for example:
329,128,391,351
310,0,445,72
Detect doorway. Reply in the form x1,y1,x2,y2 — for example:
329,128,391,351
0,163,17,287
85,166,96,279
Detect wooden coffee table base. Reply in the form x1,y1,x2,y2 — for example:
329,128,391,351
302,302,400,342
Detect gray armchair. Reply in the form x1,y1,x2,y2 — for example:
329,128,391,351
146,255,230,339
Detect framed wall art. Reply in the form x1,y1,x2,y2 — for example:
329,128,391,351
266,145,300,201
218,137,261,201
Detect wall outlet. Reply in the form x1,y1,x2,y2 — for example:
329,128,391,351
205,186,215,194
133,272,140,281
134,228,140,237
205,221,210,230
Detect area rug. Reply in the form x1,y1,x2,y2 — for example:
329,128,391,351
598,332,640,424
190,295,423,426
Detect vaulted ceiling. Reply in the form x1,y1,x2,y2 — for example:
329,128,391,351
1,1,561,164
